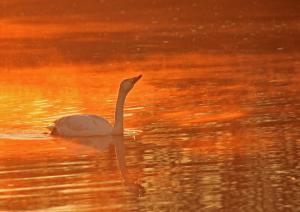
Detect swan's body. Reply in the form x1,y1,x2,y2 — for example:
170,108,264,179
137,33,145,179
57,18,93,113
50,114,113,136
48,75,142,137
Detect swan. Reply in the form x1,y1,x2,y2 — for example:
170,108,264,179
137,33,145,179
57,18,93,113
48,75,142,136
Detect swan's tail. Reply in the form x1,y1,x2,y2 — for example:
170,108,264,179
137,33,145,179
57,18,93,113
47,125,57,135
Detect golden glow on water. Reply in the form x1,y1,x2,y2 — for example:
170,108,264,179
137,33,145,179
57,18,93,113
0,53,299,210
0,20,144,39
0,1,300,211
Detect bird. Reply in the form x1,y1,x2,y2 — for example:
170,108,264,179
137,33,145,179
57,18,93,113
47,75,142,137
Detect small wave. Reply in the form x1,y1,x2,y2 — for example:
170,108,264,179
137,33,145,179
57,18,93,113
124,128,143,137
0,132,51,140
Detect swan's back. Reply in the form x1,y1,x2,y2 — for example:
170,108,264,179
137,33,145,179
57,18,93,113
53,114,113,136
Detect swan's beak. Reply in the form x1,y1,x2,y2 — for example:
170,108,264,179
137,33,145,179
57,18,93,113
132,75,142,84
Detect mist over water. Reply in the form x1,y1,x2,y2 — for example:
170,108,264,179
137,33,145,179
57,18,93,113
1,0,300,67
0,1,299,211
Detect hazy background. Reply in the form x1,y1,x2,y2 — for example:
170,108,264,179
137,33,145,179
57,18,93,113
1,0,299,67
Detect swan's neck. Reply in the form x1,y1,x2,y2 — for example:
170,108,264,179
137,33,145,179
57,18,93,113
112,89,127,135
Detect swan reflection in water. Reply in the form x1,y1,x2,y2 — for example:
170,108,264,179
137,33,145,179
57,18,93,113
68,135,145,196
47,75,144,196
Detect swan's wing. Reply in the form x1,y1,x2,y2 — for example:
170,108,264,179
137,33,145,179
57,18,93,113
54,115,113,136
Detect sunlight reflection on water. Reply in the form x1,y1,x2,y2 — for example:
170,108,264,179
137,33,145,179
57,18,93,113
0,1,300,208
1,52,298,211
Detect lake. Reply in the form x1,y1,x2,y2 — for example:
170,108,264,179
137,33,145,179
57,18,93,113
0,1,299,211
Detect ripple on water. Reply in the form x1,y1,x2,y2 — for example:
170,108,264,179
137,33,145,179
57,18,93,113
0,132,51,140
0,52,299,211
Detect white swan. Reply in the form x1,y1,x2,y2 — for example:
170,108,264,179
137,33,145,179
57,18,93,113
48,75,142,136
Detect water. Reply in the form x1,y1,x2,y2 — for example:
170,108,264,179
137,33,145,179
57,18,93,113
1,1,300,211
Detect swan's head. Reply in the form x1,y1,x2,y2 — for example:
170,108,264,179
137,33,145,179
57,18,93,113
120,75,142,94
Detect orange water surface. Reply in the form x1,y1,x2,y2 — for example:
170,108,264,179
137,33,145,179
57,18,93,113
0,1,300,211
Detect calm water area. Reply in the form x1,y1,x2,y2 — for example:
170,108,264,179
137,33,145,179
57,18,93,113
0,1,299,211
